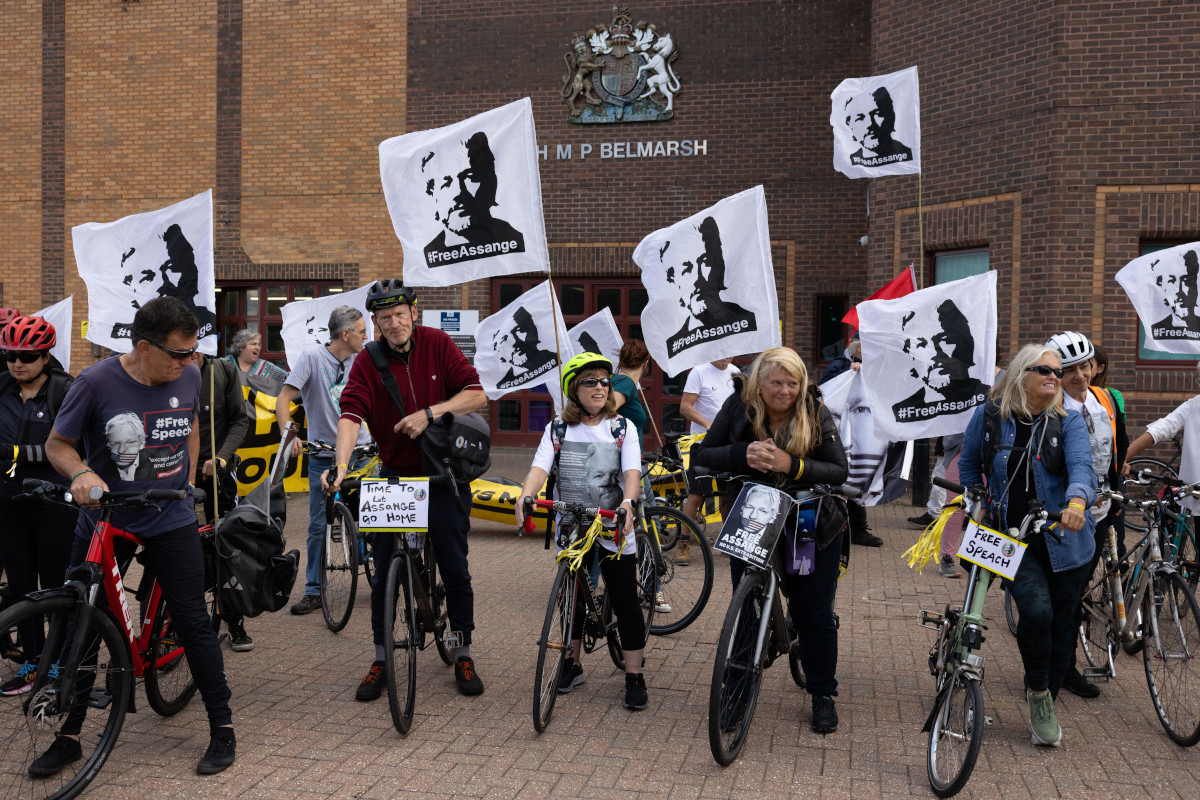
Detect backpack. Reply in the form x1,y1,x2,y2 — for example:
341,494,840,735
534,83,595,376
980,398,1066,478
362,340,492,483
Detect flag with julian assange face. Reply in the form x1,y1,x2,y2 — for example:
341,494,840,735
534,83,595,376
569,307,623,364
821,368,908,506
830,66,921,179
279,284,374,369
34,295,73,371
858,270,996,441
1116,242,1200,355
474,280,571,400
632,186,779,377
379,98,550,287
72,190,217,354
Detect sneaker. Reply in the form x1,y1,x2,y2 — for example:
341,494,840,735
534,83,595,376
907,512,938,529
228,622,254,653
455,657,485,696
28,734,83,777
851,528,883,547
939,555,961,579
1061,667,1100,699
196,727,236,775
1,661,37,695
290,595,321,615
623,673,648,710
356,661,386,701
557,657,586,693
1027,689,1062,747
654,592,672,613
811,695,838,733
675,538,691,566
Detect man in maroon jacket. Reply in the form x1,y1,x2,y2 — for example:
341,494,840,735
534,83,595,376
326,280,487,699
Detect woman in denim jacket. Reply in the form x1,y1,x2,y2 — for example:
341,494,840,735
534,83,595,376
959,343,1096,749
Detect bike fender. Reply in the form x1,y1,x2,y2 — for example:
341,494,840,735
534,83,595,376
921,680,952,733
26,584,86,604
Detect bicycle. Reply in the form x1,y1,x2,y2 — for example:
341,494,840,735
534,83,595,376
0,479,213,800
525,497,656,733
1122,434,1182,534
637,451,713,634
919,477,1061,798
1078,482,1200,746
707,483,858,766
302,440,380,633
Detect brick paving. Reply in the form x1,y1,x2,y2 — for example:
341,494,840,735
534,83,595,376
73,448,1199,799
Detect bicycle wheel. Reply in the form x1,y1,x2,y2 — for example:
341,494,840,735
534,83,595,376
1123,561,1146,655
604,532,656,671
423,536,454,666
383,552,417,735
1141,570,1200,746
1078,556,1114,673
1122,458,1178,533
533,562,575,733
319,502,358,633
1003,582,1019,637
927,672,984,797
0,596,133,800
1173,523,1200,596
644,505,714,635
143,593,198,717
708,570,769,766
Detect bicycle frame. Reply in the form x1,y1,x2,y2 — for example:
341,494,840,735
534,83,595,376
381,532,459,652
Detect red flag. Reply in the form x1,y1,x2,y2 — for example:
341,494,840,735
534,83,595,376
841,267,917,332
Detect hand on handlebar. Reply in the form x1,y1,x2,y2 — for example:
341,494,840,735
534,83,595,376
71,471,109,507
1058,499,1087,532
516,494,532,529
321,466,346,494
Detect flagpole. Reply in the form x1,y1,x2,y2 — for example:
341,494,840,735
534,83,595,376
546,270,566,410
916,170,925,290
639,385,665,452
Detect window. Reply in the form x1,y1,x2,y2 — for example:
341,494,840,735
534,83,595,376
933,249,989,285
1137,241,1198,364
217,281,344,366
815,296,849,363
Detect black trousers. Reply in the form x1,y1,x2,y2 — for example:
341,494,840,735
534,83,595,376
0,494,77,660
571,543,646,653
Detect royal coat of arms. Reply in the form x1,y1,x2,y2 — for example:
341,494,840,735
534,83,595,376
561,7,681,123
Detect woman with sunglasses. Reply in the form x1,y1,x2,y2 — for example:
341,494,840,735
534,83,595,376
959,343,1096,748
515,352,649,711
0,316,79,695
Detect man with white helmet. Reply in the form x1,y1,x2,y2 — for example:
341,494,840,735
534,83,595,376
1046,331,1127,699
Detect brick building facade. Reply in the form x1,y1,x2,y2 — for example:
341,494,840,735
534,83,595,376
2,0,1198,447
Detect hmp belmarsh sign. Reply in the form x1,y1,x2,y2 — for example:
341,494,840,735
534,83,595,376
538,140,708,160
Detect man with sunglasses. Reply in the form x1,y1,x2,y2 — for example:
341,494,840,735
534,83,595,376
44,297,237,775
275,305,370,616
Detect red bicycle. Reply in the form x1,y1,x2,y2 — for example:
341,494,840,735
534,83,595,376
0,479,213,800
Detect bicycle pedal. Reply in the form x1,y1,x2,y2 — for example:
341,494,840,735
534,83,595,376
1082,666,1111,682
918,609,945,629
983,716,994,727
441,630,463,650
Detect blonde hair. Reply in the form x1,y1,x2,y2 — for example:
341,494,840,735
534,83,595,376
561,367,617,424
993,344,1066,419
741,347,820,457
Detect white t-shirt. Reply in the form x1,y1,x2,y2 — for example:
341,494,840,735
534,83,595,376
683,363,741,434
1147,394,1200,513
285,346,371,446
532,418,641,555
1063,389,1114,516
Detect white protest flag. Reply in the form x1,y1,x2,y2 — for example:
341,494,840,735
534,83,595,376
379,98,550,287
830,66,921,179
858,270,997,441
569,307,623,363
72,190,218,354
633,186,779,377
34,295,74,370
474,280,570,400
1116,242,1200,355
821,368,908,506
279,283,374,369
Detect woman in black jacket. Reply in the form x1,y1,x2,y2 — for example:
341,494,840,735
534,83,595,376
694,346,848,733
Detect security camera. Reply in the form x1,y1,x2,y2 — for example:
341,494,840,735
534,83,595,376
858,235,869,247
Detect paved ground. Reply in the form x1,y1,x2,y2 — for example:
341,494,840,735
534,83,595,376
53,449,1200,798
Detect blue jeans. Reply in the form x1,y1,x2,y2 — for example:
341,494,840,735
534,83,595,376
305,452,371,596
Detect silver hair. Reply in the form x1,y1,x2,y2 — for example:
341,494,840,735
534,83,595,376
229,328,260,358
327,306,363,341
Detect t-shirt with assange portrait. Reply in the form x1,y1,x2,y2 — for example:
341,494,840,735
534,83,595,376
285,345,371,447
52,356,200,539
683,362,741,434
531,418,641,556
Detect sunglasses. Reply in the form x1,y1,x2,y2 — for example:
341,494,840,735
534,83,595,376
149,340,198,361
1026,365,1064,379
4,351,43,364
578,378,611,388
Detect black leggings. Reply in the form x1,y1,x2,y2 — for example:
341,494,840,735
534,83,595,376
572,544,645,653
0,495,77,660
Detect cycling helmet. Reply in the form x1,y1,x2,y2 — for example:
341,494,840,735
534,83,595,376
365,279,417,311
1045,331,1094,368
0,315,56,352
0,308,19,331
561,352,613,400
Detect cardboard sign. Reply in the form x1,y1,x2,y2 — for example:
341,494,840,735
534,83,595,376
358,478,430,532
956,520,1026,581
712,483,795,570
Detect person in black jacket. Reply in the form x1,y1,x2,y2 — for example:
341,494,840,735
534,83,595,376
694,346,849,734
0,316,78,695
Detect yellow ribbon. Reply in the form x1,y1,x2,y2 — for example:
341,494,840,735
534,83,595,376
6,444,16,478
555,513,620,571
902,496,964,573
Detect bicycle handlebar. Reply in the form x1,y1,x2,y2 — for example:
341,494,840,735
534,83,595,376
19,478,187,507
522,496,627,538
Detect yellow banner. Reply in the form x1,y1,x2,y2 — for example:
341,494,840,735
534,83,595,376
233,385,309,495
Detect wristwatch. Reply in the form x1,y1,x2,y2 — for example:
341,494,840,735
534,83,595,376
425,408,434,425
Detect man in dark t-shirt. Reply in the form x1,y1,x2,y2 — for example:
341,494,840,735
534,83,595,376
43,297,236,777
